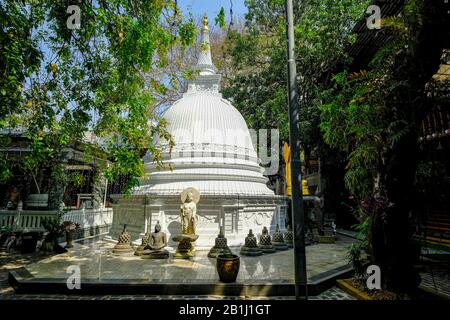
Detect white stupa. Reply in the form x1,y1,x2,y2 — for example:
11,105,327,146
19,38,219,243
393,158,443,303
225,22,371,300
110,17,287,246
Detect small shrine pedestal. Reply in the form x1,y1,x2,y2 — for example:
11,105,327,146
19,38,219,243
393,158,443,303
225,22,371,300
208,227,231,258
112,225,134,255
173,234,198,259
240,229,262,256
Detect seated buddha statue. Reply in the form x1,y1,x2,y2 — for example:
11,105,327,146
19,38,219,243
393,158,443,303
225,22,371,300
141,221,169,259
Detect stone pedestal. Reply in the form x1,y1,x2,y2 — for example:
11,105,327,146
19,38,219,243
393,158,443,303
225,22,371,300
208,227,231,258
284,225,293,248
272,224,288,251
173,234,198,259
134,233,150,256
112,225,134,255
240,229,262,256
258,226,276,254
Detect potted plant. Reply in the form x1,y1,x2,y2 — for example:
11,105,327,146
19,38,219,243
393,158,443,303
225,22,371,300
216,248,240,283
40,213,65,253
40,211,75,253
62,221,80,248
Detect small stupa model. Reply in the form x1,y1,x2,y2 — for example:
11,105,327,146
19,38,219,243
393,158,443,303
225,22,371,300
284,225,294,248
112,224,134,255
272,224,288,250
240,229,263,256
134,232,151,256
258,226,276,254
173,188,200,259
208,226,231,258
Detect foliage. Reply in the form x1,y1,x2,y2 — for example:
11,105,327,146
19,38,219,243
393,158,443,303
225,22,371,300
62,220,80,234
41,209,79,242
320,0,448,291
353,215,369,248
319,5,418,259
215,7,226,30
414,159,450,225
223,0,369,156
68,171,86,189
346,214,369,278
40,210,66,243
320,0,443,202
415,160,448,201
347,242,366,279
0,0,196,193
220,246,235,258
320,66,412,198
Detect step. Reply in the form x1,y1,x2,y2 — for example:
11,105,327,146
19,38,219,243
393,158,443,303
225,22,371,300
426,221,450,227
426,236,450,245
428,215,450,220
427,217,450,223
425,226,450,232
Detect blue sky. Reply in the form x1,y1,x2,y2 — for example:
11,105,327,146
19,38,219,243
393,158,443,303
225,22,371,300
177,0,248,22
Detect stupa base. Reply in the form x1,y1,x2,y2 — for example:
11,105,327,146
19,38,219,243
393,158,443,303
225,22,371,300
273,242,289,251
240,246,263,256
259,245,276,254
112,244,134,255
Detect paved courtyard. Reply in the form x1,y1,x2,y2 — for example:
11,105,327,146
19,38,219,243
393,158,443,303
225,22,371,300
419,260,450,299
12,236,354,284
1,236,355,299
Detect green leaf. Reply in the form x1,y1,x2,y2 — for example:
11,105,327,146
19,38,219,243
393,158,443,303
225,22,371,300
215,7,226,30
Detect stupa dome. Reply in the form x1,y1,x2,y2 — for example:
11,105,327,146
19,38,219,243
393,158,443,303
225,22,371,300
135,16,274,196
163,94,256,157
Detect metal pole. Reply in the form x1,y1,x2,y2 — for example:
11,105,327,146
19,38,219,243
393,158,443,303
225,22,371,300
285,0,308,299
103,178,108,208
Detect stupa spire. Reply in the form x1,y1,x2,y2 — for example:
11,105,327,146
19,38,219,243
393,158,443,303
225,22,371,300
196,15,216,75
185,15,221,97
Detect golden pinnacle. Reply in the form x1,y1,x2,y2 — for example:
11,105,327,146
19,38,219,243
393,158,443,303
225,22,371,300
202,15,209,30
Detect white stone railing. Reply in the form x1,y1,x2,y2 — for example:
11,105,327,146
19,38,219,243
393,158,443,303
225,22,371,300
64,207,113,230
0,210,53,232
0,208,113,233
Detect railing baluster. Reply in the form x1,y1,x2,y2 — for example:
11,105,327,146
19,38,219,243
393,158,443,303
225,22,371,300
1,208,113,234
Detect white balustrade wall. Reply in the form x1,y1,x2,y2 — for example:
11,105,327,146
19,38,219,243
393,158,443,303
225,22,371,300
0,208,113,234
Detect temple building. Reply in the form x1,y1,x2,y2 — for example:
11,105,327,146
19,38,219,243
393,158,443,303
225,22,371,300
109,17,287,246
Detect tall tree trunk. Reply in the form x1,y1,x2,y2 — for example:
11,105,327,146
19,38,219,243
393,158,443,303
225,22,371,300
373,130,422,293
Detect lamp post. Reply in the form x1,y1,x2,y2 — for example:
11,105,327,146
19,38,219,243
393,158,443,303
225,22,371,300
285,0,308,299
